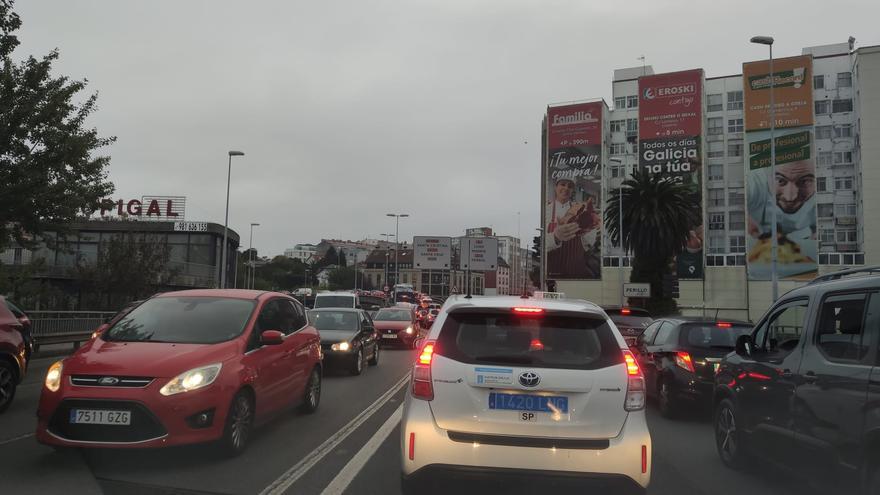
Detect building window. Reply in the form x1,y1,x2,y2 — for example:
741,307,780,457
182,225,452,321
708,117,723,135
708,140,724,158
708,234,725,254
610,120,625,132
729,236,746,254
834,176,853,191
707,93,723,112
727,118,743,133
708,189,725,207
813,74,825,89
834,124,853,138
614,96,626,109
627,95,638,108
729,188,745,206
818,203,833,218
817,152,833,166
833,99,853,113
836,229,857,242
611,143,627,155
837,72,852,88
835,203,857,217
728,142,743,157
611,165,624,178
709,213,725,230
817,176,828,192
708,164,724,181
727,91,743,111
729,211,745,231
816,125,833,139
815,100,831,115
626,118,638,133
819,229,835,243
833,151,853,165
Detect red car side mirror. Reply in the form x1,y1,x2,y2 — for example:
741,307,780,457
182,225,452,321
260,330,284,345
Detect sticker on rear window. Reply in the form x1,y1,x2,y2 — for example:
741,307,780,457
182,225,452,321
474,367,513,386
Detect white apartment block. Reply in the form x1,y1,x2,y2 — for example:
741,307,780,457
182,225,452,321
284,244,317,262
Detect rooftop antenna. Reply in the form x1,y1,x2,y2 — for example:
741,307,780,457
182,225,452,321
638,55,646,76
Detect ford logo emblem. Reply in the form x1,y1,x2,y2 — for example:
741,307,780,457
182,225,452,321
519,372,540,388
98,377,120,386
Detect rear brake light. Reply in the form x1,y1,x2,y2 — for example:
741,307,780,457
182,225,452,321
622,349,645,411
620,308,631,315
418,342,434,365
717,322,732,328
412,340,436,400
622,350,641,376
674,352,695,373
512,307,544,314
529,338,544,351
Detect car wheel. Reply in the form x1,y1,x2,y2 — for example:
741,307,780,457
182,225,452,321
658,379,678,419
368,343,379,366
350,348,364,375
220,391,254,457
715,398,751,470
299,367,321,414
0,361,17,414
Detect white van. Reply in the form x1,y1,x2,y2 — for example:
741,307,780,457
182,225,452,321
313,291,360,309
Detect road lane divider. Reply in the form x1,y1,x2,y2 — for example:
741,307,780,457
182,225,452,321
320,404,403,495
0,432,35,446
259,373,410,495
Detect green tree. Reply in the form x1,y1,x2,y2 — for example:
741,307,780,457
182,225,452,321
0,0,115,252
329,266,355,291
604,169,700,315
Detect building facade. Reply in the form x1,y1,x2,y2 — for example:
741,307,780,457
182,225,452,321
362,248,485,297
284,244,317,262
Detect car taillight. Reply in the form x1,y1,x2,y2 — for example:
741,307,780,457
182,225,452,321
512,307,544,315
674,352,695,373
621,308,632,315
412,340,435,400
716,322,732,328
623,350,645,411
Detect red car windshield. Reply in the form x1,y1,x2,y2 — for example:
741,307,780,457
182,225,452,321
103,297,256,344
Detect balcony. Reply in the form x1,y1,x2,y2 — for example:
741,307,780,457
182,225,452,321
835,216,857,226
836,242,859,252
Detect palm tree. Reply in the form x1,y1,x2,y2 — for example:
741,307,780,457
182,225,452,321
604,169,701,314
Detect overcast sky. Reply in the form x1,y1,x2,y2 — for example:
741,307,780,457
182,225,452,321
13,0,877,256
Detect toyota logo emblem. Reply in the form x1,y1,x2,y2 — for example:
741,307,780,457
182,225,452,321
98,377,120,386
519,372,540,388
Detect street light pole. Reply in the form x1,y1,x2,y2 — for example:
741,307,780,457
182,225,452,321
535,227,544,291
751,35,778,301
610,157,625,306
248,223,259,289
221,150,245,289
386,213,409,286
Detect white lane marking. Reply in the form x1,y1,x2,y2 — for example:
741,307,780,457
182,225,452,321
0,432,34,446
320,404,403,495
259,373,410,495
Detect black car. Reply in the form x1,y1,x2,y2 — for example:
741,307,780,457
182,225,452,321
713,267,880,492
604,307,653,347
310,308,379,375
633,317,752,418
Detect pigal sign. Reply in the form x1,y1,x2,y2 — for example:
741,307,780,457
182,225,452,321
97,196,187,221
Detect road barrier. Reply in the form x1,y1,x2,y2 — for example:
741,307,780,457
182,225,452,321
27,311,116,352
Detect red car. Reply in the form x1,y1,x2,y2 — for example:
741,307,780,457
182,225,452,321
373,307,420,349
0,299,28,414
36,289,322,455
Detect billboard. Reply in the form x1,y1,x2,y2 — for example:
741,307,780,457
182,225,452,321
743,55,813,131
413,236,452,270
461,237,498,271
544,101,604,280
744,55,816,280
638,69,704,279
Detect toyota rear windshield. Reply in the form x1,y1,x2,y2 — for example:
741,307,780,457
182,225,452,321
374,309,411,321
435,310,622,370
103,297,256,344
313,295,355,308
679,323,752,349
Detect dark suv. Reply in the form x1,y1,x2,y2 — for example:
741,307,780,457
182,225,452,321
604,307,654,347
713,267,880,492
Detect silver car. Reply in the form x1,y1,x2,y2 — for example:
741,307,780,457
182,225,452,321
399,295,651,493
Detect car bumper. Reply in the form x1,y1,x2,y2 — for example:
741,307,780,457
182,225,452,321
399,395,651,489
35,378,232,449
671,372,714,403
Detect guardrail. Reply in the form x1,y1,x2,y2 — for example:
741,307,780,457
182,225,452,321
27,311,116,352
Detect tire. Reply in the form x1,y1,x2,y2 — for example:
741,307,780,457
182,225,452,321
219,391,255,457
0,360,17,414
368,343,379,366
299,367,321,414
715,398,751,470
350,348,364,376
658,379,679,419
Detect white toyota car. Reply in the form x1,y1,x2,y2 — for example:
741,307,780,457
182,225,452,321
399,295,651,494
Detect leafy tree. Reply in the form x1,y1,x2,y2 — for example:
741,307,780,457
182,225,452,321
529,235,541,289
329,266,355,291
0,0,115,252
604,169,701,315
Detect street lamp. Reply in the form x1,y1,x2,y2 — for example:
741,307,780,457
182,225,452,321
535,227,544,291
386,213,409,286
221,150,245,289
750,35,778,301
248,223,260,289
610,157,626,306
380,234,393,289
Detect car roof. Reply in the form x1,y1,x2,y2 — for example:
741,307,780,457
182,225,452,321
155,289,280,300
783,271,880,299
309,307,360,312
316,291,357,296
443,295,607,316
656,316,752,326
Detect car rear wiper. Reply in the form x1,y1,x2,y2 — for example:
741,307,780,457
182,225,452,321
474,355,534,364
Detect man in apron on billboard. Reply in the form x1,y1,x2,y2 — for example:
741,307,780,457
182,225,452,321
546,177,600,278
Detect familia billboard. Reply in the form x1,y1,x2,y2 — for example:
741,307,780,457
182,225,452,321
743,55,817,280
638,69,704,279
544,101,604,280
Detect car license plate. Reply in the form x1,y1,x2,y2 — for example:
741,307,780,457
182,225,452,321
382,334,398,339
488,393,568,414
69,409,131,426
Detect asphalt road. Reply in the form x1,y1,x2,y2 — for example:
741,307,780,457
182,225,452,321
1,348,825,495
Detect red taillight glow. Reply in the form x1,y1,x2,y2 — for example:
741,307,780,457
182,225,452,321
621,308,632,315
412,341,436,400
512,307,544,314
717,322,732,328
408,432,415,460
418,342,435,365
529,339,544,351
747,372,771,381
674,352,695,373
623,350,641,376
642,445,648,473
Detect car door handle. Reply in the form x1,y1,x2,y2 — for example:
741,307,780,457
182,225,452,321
781,369,793,378
803,372,819,384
